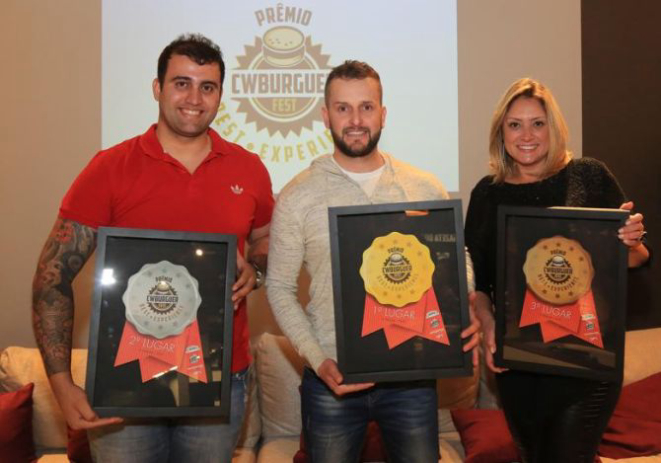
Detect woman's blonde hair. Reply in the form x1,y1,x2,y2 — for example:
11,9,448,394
488,78,572,183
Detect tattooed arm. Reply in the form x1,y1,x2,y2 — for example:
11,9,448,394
32,217,121,429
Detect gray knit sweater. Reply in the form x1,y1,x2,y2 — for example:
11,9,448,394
266,153,473,373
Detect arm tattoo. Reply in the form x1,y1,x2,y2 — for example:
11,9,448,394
32,217,96,376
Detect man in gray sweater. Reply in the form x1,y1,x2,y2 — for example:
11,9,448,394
266,60,479,463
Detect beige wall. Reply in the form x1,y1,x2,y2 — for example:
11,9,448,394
0,0,581,350
458,1,582,199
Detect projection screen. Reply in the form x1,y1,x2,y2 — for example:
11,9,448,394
103,0,458,191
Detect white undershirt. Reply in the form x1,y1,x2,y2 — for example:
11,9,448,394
331,156,385,197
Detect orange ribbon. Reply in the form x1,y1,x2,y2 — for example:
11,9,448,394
115,320,208,383
519,290,603,348
362,287,449,349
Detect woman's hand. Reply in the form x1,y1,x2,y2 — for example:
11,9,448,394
474,291,507,373
461,292,482,368
619,201,650,268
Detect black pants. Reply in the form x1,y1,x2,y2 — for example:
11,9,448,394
496,370,621,463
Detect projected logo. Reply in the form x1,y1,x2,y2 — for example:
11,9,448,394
217,5,334,171
232,26,331,136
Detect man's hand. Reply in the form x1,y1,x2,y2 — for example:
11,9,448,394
232,253,256,310
317,359,374,396
461,292,481,368
49,372,122,430
474,291,507,373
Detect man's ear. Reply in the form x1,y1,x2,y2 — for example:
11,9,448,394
152,78,161,101
321,105,330,129
381,105,387,128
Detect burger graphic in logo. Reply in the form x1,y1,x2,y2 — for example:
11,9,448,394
263,26,306,67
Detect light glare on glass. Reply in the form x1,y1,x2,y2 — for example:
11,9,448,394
101,268,116,285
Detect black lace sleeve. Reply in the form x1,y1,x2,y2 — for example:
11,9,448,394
595,160,627,208
568,157,627,208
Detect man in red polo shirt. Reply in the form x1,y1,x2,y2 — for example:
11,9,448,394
31,34,273,462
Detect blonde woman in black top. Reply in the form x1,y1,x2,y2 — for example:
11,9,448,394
465,78,649,463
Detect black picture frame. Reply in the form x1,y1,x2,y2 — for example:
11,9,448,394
329,200,473,383
86,227,236,418
494,206,628,382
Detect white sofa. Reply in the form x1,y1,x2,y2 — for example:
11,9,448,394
0,347,255,462
2,328,661,462
236,329,661,463
0,347,88,462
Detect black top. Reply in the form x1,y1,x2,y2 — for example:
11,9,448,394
464,157,626,296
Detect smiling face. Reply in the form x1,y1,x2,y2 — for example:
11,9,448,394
502,96,550,176
152,54,222,141
322,77,386,159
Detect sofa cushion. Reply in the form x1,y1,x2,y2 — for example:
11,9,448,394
622,328,661,386
437,366,480,433
451,408,519,463
257,437,300,463
437,366,479,410
67,427,92,463
236,364,261,449
599,371,661,458
254,333,306,439
0,347,87,451
0,382,37,462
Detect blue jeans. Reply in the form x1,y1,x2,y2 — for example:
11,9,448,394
88,368,248,463
301,368,439,463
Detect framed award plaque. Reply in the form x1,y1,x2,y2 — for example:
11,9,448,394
329,200,473,383
494,206,629,381
86,227,236,417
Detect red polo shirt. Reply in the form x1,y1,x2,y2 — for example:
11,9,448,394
60,124,274,372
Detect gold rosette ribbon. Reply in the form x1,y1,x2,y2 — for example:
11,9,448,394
359,232,449,349
114,261,208,383
519,236,603,348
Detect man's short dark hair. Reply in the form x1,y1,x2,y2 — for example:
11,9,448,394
324,60,382,105
157,34,225,87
